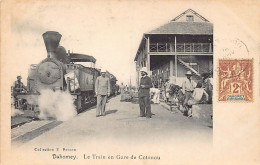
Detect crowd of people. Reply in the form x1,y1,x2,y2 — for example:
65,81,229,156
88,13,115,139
157,71,212,117
147,70,213,118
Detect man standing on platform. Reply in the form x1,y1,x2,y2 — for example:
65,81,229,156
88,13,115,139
120,82,125,101
182,71,196,116
138,67,153,118
95,68,110,117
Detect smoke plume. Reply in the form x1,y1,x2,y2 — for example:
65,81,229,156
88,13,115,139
38,89,77,121
11,107,24,117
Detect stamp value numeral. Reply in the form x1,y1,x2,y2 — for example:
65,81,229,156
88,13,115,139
231,83,241,94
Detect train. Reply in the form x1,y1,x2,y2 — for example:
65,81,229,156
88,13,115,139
14,31,118,113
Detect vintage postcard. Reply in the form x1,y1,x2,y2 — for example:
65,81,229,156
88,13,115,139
1,0,259,165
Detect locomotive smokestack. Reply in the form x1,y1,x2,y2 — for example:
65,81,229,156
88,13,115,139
42,31,62,58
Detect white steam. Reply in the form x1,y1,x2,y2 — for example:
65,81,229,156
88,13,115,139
11,107,24,117
191,105,201,119
38,89,77,121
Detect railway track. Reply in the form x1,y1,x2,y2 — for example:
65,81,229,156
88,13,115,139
11,95,117,147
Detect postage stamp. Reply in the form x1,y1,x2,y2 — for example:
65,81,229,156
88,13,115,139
218,59,253,102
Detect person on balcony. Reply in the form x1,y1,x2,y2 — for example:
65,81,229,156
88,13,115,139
182,71,196,116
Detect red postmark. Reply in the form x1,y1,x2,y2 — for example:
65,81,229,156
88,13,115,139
218,59,253,102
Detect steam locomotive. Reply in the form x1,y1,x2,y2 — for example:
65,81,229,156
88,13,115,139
15,31,117,113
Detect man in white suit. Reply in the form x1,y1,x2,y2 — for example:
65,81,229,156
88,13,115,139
95,68,110,117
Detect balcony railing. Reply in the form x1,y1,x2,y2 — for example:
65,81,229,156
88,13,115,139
149,43,212,53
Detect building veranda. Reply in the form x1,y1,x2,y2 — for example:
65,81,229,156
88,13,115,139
134,9,213,114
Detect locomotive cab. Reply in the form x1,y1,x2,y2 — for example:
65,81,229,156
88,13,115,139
65,53,99,112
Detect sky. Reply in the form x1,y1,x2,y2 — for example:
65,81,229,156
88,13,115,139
2,0,260,86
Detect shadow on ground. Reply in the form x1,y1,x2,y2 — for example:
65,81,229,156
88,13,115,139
131,98,139,104
105,109,118,115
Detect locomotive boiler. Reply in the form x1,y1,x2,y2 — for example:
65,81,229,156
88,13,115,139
16,31,117,113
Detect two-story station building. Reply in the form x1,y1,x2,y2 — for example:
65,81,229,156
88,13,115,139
134,9,213,87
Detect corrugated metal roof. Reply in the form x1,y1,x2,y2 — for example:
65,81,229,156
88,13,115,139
69,53,96,63
148,22,213,35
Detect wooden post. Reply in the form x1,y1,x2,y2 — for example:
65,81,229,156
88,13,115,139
175,36,177,78
147,37,150,74
170,59,174,76
147,54,150,74
147,36,150,53
67,77,71,92
73,70,76,94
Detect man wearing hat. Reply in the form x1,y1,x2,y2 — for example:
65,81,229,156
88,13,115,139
182,71,196,116
95,69,110,117
138,67,153,118
13,76,27,94
12,76,27,108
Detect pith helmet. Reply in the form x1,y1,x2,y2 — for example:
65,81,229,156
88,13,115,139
185,71,192,75
140,67,148,73
101,68,106,73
